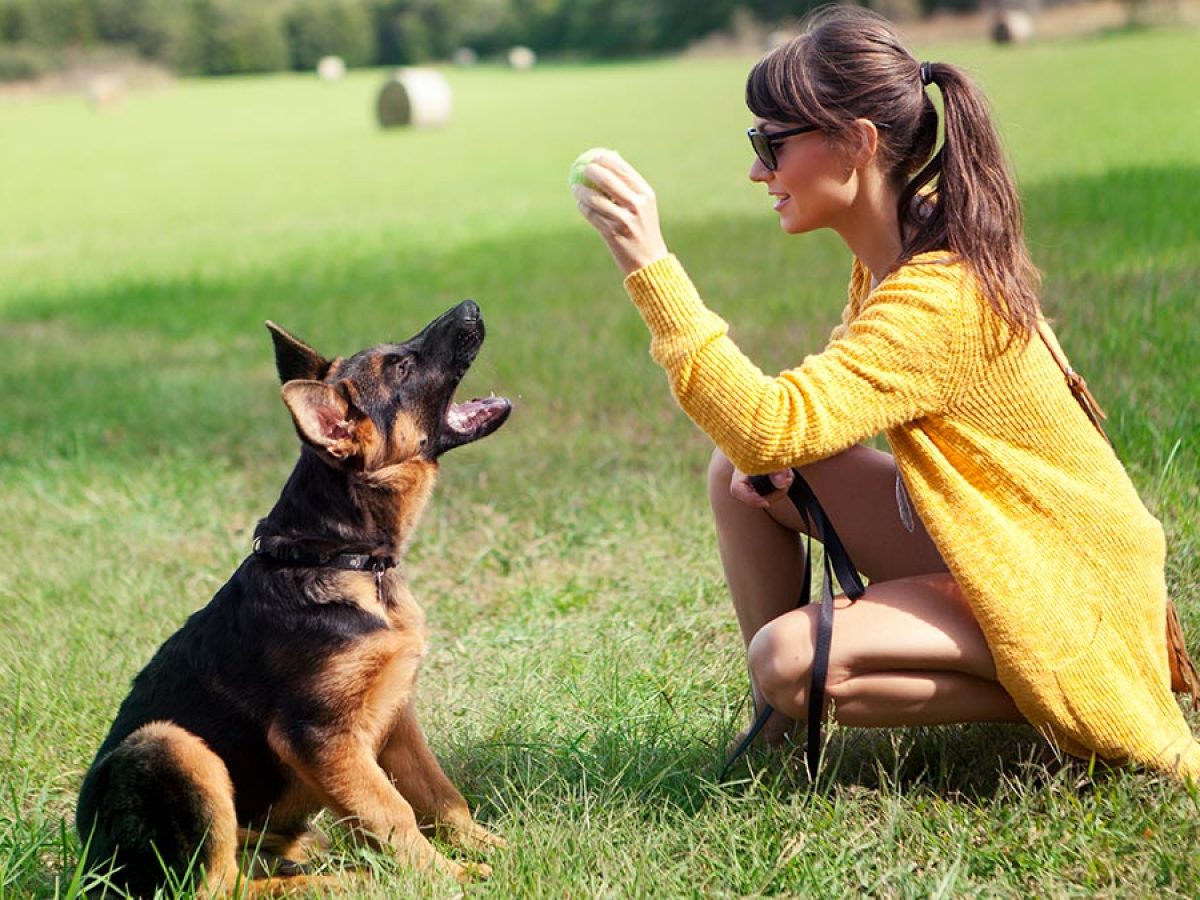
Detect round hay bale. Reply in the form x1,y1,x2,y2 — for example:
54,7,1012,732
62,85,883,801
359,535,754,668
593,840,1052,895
86,74,126,110
452,47,477,67
375,68,452,129
507,46,537,70
317,55,346,81
992,11,1035,44
765,29,793,51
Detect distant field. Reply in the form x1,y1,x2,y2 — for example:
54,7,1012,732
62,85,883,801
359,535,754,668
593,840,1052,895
1,25,1198,898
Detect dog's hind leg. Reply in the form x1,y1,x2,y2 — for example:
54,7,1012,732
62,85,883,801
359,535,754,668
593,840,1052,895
239,824,331,869
76,721,241,897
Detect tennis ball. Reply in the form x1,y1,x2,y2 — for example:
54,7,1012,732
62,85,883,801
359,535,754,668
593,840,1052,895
568,147,617,190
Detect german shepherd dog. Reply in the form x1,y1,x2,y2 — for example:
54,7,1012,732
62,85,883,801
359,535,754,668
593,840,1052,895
76,301,512,896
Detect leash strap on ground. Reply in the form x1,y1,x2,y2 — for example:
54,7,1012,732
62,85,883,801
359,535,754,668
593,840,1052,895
720,470,866,781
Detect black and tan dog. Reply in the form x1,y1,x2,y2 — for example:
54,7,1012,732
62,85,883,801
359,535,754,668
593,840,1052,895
76,301,512,896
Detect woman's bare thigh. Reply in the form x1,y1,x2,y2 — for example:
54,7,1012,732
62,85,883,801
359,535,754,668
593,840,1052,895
767,444,947,582
827,573,996,680
754,573,1000,688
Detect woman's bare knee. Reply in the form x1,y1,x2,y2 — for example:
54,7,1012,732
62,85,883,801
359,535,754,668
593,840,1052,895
707,447,736,509
747,614,815,714
708,448,813,535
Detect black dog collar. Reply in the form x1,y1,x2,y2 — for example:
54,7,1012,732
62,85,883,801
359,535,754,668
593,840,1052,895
252,537,396,575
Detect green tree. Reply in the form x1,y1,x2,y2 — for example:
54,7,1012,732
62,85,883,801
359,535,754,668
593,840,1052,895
175,0,289,76
286,0,376,70
0,0,94,46
90,0,190,62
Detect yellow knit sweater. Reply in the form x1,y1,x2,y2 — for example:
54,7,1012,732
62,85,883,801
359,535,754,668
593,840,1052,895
624,252,1200,777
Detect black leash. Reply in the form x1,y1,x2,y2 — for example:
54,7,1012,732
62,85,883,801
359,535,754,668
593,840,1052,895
720,470,866,781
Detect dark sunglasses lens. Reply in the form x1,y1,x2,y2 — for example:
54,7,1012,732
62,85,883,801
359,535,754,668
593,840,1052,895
749,131,776,170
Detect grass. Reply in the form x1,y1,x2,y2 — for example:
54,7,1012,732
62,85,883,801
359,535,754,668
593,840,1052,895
1,24,1199,898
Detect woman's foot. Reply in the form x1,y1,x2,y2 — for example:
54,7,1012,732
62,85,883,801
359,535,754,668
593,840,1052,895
725,708,797,757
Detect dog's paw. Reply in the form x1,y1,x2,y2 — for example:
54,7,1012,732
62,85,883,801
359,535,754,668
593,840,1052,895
458,860,493,882
441,856,493,883
446,821,508,854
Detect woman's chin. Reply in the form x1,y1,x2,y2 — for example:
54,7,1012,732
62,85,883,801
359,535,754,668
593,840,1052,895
778,215,813,236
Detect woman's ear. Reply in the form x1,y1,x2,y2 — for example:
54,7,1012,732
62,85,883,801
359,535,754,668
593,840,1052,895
844,119,880,170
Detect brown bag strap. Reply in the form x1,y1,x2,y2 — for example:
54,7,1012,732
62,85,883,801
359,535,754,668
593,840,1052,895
1035,320,1110,443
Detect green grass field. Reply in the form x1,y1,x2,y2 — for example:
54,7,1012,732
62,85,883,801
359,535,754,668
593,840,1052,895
2,23,1199,898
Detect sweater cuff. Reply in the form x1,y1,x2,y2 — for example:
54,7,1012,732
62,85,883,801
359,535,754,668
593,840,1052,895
622,254,712,338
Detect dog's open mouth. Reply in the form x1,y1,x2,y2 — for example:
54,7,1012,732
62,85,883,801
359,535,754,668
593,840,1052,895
440,394,511,453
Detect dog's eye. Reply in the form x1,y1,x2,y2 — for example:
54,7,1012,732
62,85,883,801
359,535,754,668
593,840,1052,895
384,354,412,380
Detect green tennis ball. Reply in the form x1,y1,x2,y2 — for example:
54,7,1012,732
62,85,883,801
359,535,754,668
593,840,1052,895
568,147,616,190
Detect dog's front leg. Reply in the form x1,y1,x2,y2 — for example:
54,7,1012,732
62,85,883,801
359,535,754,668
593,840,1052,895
267,723,479,882
379,704,508,854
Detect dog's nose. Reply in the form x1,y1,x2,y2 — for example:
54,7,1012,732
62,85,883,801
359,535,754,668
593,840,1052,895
457,299,480,324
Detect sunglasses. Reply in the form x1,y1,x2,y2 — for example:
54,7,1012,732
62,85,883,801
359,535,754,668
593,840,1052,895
747,124,819,171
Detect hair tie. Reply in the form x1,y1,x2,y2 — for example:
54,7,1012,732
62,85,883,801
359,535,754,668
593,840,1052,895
919,61,935,87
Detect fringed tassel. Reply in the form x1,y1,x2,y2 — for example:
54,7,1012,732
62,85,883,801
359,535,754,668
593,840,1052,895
1065,371,1109,440
1166,599,1200,711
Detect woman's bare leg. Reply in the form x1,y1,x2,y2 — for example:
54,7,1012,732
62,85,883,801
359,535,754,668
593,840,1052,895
708,450,807,742
747,573,1024,727
709,446,1018,743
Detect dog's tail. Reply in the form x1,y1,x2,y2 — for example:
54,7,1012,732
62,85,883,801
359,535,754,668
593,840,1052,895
76,721,239,897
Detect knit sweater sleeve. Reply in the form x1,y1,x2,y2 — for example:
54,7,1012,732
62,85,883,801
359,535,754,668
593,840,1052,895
623,254,971,474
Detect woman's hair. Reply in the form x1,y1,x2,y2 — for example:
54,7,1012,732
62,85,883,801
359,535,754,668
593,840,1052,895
746,5,1040,337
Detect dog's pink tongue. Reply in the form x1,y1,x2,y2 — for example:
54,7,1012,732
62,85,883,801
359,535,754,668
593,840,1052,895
446,397,508,435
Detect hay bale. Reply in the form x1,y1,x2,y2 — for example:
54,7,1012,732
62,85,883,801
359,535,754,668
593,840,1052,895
992,10,1035,44
317,55,345,81
507,46,537,70
86,74,126,110
452,47,477,67
376,68,452,129
765,29,794,51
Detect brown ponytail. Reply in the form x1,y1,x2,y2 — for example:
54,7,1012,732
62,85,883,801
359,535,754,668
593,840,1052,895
746,6,1041,338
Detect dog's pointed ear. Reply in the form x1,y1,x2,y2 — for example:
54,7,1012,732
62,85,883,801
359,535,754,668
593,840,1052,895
267,321,332,383
280,381,361,460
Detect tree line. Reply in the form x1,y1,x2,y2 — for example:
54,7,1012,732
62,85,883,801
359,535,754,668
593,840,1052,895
0,0,981,82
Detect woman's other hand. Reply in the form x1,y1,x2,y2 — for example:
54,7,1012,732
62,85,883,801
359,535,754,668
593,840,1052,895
730,467,794,508
571,151,669,276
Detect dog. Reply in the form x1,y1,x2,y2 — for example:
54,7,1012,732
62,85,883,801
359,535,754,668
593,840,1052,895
76,301,512,896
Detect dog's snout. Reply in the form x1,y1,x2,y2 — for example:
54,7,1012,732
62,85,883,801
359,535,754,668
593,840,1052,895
457,299,481,325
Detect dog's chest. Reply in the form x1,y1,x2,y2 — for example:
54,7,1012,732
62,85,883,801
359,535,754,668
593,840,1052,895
346,584,430,740
382,579,427,637
346,627,427,744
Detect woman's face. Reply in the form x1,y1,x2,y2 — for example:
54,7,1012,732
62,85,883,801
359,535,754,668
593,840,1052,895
749,117,858,235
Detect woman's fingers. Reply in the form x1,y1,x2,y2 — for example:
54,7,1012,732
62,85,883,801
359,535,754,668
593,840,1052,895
572,183,628,233
730,468,794,508
730,471,770,508
581,159,643,210
571,151,668,275
607,152,656,195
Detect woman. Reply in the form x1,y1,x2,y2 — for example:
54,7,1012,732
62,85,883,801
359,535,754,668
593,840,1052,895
572,6,1199,776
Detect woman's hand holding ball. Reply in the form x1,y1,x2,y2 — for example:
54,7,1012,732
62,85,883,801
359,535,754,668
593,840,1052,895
570,148,669,276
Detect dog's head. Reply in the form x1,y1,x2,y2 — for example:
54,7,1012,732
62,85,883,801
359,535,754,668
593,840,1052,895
266,301,511,473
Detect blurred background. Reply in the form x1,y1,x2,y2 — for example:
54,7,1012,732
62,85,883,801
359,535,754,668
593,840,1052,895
2,1,1198,895
2,0,1197,93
